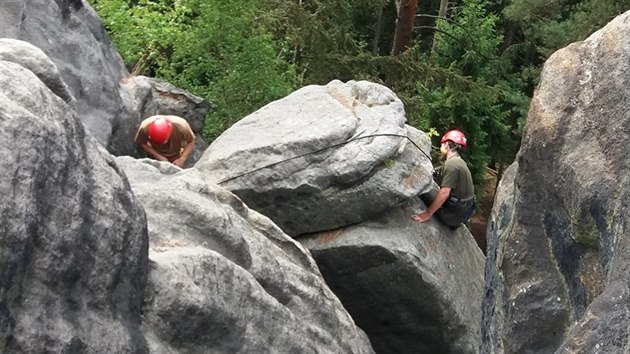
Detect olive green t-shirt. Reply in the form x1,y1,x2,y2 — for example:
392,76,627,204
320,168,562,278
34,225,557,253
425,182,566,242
438,156,474,199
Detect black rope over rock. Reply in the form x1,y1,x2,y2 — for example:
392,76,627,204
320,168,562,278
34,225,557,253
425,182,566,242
217,131,432,185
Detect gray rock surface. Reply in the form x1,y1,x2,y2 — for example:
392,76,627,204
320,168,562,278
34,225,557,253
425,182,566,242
300,197,485,354
116,157,375,354
3,4,384,353
481,163,519,353
0,0,130,151
114,75,158,157
196,80,434,236
0,57,148,352
482,10,630,354
0,38,74,103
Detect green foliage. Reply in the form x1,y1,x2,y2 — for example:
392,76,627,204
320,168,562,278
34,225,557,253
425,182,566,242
255,0,366,83
89,0,190,73
502,0,564,23
89,0,297,141
162,0,297,140
501,0,630,93
417,0,529,196
536,0,630,56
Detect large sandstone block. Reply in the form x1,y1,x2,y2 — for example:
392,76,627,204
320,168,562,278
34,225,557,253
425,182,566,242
116,157,375,354
0,55,148,352
300,198,485,354
0,0,130,150
482,10,630,354
196,80,433,236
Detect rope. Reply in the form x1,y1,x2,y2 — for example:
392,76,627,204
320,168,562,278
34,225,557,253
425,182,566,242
217,132,433,185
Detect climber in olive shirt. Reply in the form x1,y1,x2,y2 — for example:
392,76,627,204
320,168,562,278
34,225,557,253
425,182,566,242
135,115,196,168
411,130,475,229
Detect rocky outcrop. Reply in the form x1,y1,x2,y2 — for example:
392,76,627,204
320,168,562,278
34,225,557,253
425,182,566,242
0,33,373,353
0,2,485,353
481,163,518,353
0,0,130,151
300,198,485,354
116,157,375,354
0,54,148,352
9,1,630,353
0,38,74,103
196,80,434,236
482,11,630,354
195,79,487,353
193,78,486,353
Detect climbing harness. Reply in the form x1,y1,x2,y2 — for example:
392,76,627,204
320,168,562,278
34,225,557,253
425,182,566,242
217,130,433,185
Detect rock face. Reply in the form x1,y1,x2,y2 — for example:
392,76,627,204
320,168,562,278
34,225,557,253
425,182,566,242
2,1,487,353
196,80,434,236
0,38,74,103
482,11,630,354
115,157,375,354
0,54,148,352
300,198,485,354
196,78,487,353
0,0,130,151
0,37,373,352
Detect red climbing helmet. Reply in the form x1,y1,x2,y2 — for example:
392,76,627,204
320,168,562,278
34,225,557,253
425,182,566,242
440,130,467,148
148,117,173,145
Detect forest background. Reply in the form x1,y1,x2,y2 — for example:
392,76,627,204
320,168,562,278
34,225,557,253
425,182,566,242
88,0,630,198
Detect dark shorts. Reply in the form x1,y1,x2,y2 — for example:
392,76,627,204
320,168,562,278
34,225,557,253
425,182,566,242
420,182,475,228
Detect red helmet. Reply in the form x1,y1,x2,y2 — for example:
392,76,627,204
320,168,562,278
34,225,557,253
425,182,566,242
148,118,172,145
440,130,467,148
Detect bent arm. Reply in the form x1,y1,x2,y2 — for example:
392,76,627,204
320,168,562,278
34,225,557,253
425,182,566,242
180,134,196,162
140,143,169,161
425,187,451,217
172,134,196,167
411,186,452,223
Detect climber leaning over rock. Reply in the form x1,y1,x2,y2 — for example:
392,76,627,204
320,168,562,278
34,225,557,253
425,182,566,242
135,115,196,168
411,130,475,229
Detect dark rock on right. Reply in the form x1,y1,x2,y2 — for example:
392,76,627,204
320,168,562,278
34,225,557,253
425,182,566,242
482,10,630,354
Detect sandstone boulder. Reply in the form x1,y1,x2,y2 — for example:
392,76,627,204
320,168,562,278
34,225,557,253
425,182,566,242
482,10,630,354
301,198,485,354
196,80,434,236
116,157,375,353
0,55,148,353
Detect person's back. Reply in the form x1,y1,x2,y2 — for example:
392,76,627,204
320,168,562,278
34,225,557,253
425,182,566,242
135,115,196,167
435,154,474,228
411,130,475,229
439,155,474,200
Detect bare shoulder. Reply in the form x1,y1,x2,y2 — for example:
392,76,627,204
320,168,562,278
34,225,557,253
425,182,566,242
162,115,190,127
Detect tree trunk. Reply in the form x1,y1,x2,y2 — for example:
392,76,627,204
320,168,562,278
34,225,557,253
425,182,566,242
293,0,303,64
431,0,449,51
372,6,384,55
391,0,418,55
437,0,448,18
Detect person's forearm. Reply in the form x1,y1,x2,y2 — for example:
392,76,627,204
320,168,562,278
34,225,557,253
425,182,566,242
141,144,168,161
180,138,195,161
426,189,450,215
